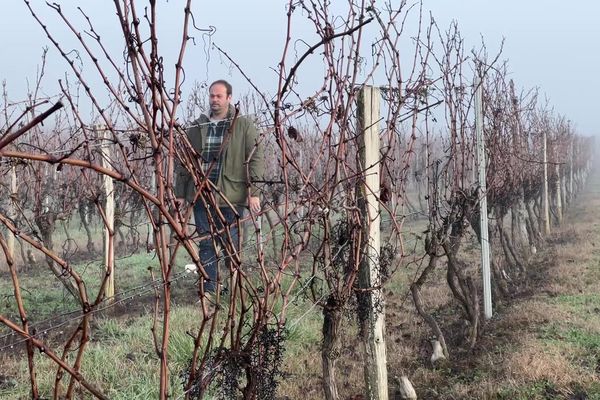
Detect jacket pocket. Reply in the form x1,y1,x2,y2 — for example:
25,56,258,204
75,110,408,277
220,173,247,205
223,169,245,182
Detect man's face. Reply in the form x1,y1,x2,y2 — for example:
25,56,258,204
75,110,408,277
209,84,231,116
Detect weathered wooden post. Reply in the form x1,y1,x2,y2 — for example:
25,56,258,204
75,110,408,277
357,85,388,400
96,125,115,301
0,163,19,272
542,129,551,235
474,77,492,320
7,163,17,264
555,162,563,224
569,136,574,203
508,80,530,254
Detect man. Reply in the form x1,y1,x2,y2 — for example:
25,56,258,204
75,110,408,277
175,80,264,294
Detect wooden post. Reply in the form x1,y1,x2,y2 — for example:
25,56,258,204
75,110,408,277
474,77,492,320
357,86,388,400
1,164,18,272
555,163,562,224
542,130,551,235
569,137,574,203
7,164,17,262
97,125,115,301
508,80,530,254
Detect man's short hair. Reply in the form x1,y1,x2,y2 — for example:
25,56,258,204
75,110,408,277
210,79,233,96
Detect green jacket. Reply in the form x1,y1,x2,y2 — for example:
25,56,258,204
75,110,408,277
175,106,264,207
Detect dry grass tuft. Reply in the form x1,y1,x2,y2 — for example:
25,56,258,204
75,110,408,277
504,335,594,386
499,300,568,329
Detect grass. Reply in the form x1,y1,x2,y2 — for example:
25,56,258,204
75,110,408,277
4,173,600,398
0,307,202,399
0,242,327,399
476,173,600,400
0,251,169,323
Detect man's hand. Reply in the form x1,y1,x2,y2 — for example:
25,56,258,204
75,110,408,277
248,196,261,214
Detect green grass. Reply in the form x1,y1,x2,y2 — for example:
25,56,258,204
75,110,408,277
0,252,168,322
0,245,326,399
538,322,600,369
496,380,551,400
0,306,204,399
0,275,80,320
552,293,600,312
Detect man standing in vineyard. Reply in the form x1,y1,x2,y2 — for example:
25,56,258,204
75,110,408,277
175,79,264,296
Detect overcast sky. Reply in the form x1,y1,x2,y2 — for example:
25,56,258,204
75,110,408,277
1,1,598,135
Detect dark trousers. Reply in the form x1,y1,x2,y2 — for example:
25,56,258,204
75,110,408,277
193,202,243,293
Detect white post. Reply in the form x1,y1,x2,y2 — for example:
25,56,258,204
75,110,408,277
358,86,388,400
542,130,551,235
97,125,115,301
474,77,492,320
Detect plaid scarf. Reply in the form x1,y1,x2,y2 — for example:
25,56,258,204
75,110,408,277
201,119,229,183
